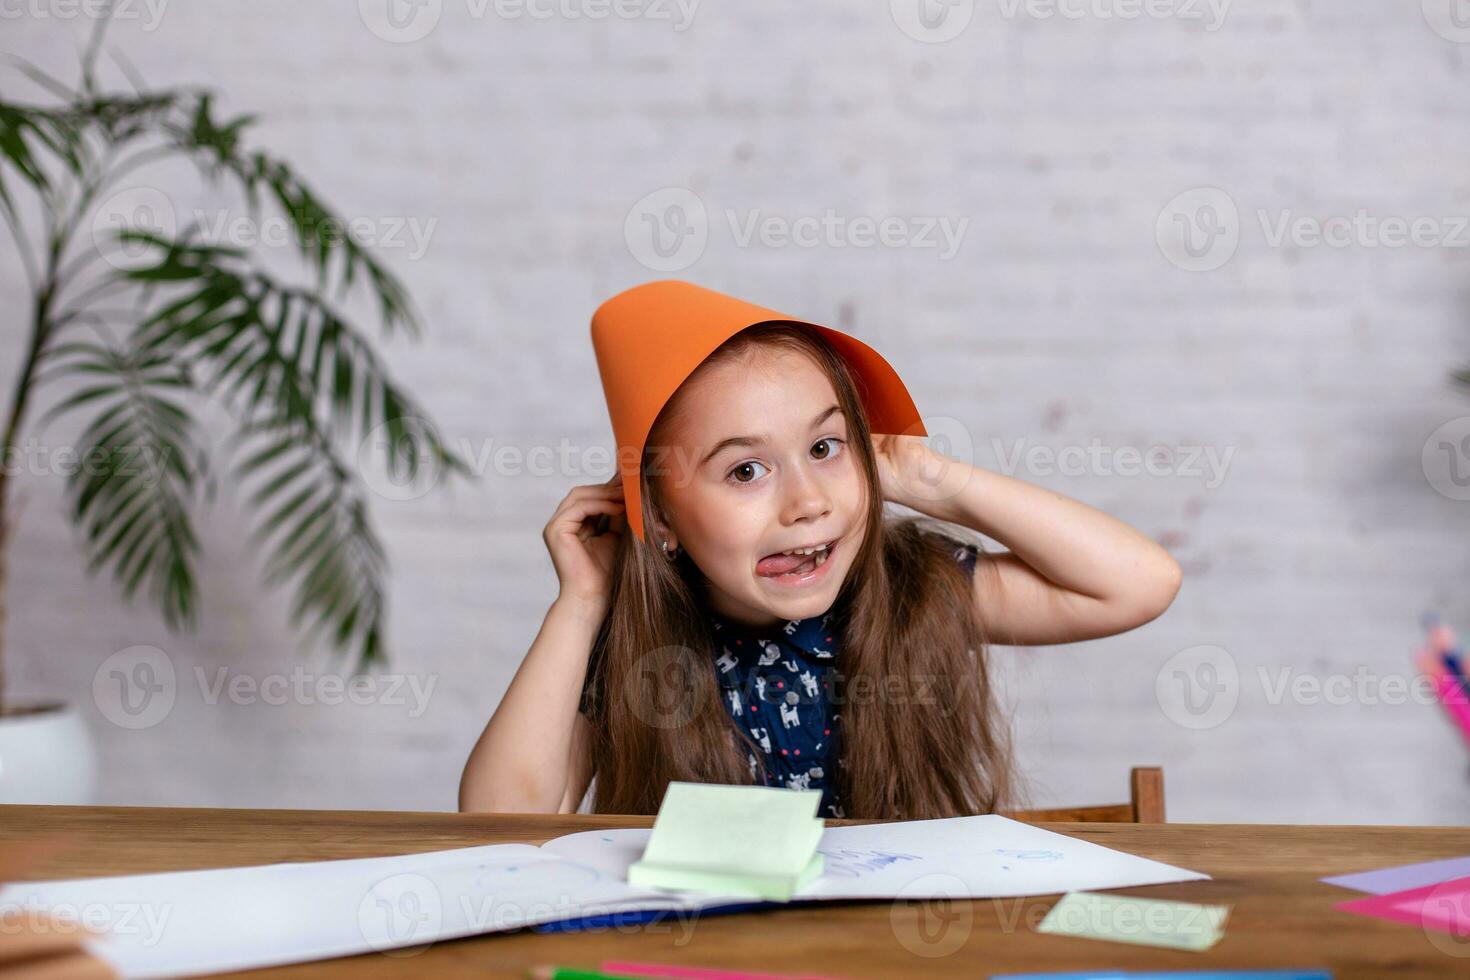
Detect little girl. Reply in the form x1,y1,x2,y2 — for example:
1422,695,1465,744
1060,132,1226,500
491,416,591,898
460,280,1181,820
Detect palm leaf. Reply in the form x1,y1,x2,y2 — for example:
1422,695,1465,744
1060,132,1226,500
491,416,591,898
40,340,205,629
111,235,465,668
3,58,464,677
237,413,387,664
158,93,418,336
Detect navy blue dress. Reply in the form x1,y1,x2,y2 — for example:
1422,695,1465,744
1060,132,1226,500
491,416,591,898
707,538,981,819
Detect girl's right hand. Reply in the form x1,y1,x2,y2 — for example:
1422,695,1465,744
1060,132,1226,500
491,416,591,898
544,475,626,612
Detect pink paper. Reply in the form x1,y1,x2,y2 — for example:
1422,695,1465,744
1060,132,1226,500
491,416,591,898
1431,673,1470,741
1336,873,1470,936
1322,855,1470,895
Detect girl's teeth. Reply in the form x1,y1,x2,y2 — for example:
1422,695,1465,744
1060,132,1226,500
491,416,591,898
782,548,830,577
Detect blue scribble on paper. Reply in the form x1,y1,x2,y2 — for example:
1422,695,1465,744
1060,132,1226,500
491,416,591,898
817,847,924,878
472,859,604,889
993,848,1064,862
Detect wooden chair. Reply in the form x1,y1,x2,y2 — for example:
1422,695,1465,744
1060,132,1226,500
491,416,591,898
1001,767,1166,823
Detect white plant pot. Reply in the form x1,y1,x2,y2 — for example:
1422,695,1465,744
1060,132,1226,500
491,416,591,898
0,701,98,804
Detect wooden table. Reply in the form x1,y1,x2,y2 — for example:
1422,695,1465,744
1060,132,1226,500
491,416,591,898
4,806,1469,979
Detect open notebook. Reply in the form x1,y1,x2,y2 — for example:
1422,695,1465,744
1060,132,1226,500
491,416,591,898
2,813,1209,979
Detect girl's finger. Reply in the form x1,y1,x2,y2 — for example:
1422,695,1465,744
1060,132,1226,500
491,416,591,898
582,512,619,542
563,483,624,507
565,482,622,499
549,496,626,535
576,505,627,544
561,496,626,521
552,486,626,521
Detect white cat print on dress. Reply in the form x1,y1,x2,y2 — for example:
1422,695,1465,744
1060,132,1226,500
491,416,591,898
749,725,771,753
800,670,818,698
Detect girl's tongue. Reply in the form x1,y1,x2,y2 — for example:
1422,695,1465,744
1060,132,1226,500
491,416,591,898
756,551,817,577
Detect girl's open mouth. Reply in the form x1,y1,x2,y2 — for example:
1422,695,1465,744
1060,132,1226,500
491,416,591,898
755,537,839,587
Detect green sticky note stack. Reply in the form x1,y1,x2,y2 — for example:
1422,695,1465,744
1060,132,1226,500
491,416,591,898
626,781,826,902
1036,890,1231,952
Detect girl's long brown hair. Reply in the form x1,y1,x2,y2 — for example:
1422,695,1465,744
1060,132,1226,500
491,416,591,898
580,322,1027,819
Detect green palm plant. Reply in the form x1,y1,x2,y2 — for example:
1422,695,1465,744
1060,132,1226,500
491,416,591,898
0,25,467,710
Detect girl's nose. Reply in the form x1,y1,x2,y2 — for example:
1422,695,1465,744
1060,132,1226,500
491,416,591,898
781,463,832,526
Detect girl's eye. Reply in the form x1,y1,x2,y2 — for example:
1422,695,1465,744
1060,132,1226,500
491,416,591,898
728,460,770,484
812,437,844,461
726,439,844,485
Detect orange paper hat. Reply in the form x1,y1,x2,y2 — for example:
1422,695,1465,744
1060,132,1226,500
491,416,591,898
590,279,927,543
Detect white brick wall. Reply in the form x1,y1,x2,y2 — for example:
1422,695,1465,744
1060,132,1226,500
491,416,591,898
3,1,1470,823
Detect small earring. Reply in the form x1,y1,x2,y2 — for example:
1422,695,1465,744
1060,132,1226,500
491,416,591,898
662,539,679,557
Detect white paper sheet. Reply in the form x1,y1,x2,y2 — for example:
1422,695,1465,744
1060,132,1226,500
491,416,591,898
543,814,1211,899
0,844,677,979
3,814,1207,978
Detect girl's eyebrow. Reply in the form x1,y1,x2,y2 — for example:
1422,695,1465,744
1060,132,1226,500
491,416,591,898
699,404,844,466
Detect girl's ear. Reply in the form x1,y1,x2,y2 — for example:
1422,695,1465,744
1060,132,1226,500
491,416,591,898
646,506,679,556
652,524,679,555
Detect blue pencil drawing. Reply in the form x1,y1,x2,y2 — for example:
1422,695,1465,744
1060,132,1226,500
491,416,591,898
993,848,1064,861
473,858,604,890
817,847,924,878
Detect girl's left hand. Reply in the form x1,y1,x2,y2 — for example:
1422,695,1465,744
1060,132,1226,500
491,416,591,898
871,432,971,513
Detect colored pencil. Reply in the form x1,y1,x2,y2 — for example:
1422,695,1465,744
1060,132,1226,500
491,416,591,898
602,961,850,980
